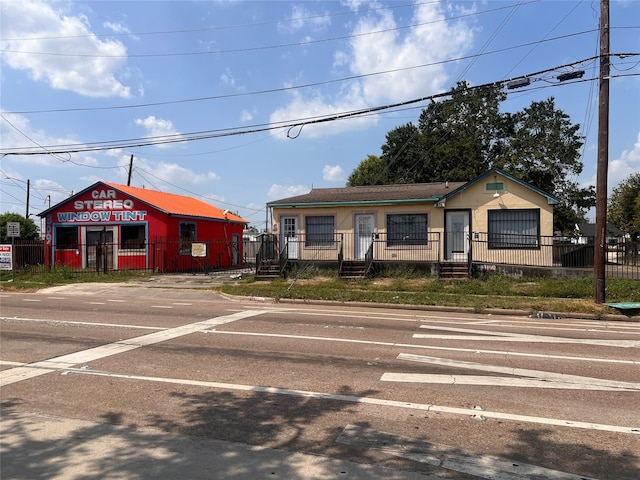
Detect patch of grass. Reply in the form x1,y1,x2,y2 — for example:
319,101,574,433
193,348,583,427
221,273,638,317
0,268,151,291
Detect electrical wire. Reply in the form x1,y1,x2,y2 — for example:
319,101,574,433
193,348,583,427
5,55,632,156
6,30,600,116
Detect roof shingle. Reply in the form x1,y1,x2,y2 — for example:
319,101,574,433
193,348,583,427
105,183,248,223
268,182,466,206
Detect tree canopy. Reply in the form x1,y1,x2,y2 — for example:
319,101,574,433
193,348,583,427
608,173,640,241
0,213,40,242
347,81,595,233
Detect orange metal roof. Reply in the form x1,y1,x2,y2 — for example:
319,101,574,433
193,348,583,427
105,182,248,224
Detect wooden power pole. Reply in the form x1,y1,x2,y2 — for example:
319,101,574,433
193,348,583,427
594,0,610,304
127,154,134,186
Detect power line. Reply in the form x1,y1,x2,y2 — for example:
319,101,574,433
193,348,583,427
6,32,604,116
5,55,632,156
1,2,535,59
0,1,429,41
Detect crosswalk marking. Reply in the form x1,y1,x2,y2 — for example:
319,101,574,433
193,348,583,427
0,309,270,387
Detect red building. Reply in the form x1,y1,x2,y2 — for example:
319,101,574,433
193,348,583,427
38,182,249,273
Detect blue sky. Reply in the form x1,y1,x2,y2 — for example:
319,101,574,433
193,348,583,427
1,0,639,231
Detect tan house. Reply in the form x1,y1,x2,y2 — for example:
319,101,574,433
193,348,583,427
261,168,559,278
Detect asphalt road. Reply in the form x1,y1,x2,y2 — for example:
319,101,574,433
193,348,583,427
1,279,639,480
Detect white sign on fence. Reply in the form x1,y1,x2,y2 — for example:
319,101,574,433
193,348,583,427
7,222,20,238
0,245,13,271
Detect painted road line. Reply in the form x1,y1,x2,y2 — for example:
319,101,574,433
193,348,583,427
46,366,640,435
207,330,638,365
0,317,165,331
417,324,640,347
172,303,193,306
397,353,640,390
413,333,640,347
0,309,270,387
21,299,41,302
381,373,637,391
336,424,599,480
0,360,26,367
107,299,127,303
87,302,106,305
150,305,173,309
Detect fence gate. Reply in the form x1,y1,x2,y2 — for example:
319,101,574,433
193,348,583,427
86,228,115,272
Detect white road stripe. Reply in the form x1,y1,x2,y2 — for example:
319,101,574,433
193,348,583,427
337,425,600,480
209,330,638,365
0,309,270,387
418,324,640,347
35,366,640,435
1,317,165,331
397,353,640,390
150,305,173,309
381,373,637,391
413,333,639,347
21,299,41,302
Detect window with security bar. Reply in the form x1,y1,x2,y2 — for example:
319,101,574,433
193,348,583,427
55,226,78,250
488,209,540,249
305,216,335,247
387,213,428,246
179,222,196,254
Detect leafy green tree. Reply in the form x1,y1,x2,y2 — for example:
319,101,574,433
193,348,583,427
347,154,388,186
0,213,40,242
608,173,640,240
347,83,594,233
495,98,592,233
415,81,508,182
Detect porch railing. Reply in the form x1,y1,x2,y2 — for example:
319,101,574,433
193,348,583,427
5,234,638,280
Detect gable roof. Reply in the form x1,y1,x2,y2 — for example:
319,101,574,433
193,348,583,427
267,182,466,207
267,168,559,208
576,222,624,237
441,168,560,205
39,182,248,224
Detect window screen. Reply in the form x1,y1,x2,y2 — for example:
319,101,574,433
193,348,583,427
488,209,539,249
387,213,428,246
305,216,334,247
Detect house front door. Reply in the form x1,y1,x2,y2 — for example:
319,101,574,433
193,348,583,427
280,216,298,260
355,214,374,260
445,211,469,261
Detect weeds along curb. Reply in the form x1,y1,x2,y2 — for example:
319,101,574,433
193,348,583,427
218,293,637,322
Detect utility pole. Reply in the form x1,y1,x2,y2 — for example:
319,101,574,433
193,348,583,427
127,154,134,186
25,179,30,218
594,0,610,304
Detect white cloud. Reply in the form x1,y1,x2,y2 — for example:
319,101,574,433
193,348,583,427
113,153,219,187
270,1,474,138
0,0,131,98
0,111,97,167
103,21,132,35
270,84,375,138
134,115,184,148
220,68,236,88
267,183,309,199
323,164,345,182
609,131,640,189
278,5,331,34
240,109,254,122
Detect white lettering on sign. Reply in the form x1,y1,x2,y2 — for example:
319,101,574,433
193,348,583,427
56,211,147,223
92,189,116,199
74,189,134,211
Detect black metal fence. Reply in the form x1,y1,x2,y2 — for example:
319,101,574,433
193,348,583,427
1,239,262,275
3,234,638,279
